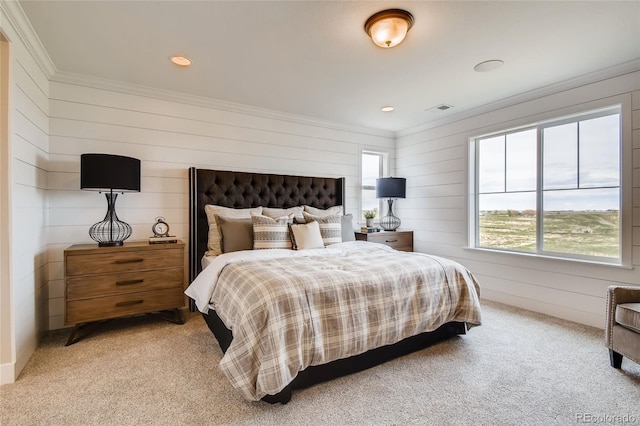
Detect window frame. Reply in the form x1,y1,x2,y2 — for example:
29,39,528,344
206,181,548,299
361,150,388,222
468,98,632,267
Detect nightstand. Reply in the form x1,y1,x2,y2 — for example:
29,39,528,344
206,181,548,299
64,240,186,345
355,230,414,252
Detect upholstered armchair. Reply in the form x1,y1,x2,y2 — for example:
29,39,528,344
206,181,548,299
606,286,640,368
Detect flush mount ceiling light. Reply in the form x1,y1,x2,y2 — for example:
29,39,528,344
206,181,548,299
170,55,192,67
474,59,504,72
381,106,395,112
364,9,414,48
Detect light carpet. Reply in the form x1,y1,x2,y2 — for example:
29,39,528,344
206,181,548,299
1,300,639,425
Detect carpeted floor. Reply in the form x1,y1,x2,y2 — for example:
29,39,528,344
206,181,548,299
1,300,639,425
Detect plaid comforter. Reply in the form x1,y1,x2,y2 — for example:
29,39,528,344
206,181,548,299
207,242,482,401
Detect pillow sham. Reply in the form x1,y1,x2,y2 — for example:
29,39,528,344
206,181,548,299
205,205,262,256
341,214,356,242
215,216,254,253
290,220,325,250
251,213,294,249
303,205,343,217
302,211,342,246
262,206,305,222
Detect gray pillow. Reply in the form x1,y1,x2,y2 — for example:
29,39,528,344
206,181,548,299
215,215,254,253
341,214,356,242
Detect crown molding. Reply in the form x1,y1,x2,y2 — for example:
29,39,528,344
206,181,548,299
0,0,56,78
51,70,396,140
397,59,640,138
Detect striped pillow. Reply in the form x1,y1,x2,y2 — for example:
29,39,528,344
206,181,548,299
302,212,342,246
251,213,294,249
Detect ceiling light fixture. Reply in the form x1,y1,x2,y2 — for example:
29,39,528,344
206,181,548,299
474,59,504,72
170,55,192,67
381,106,395,112
364,9,414,48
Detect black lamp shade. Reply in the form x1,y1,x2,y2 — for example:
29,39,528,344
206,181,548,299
376,177,406,199
81,154,141,192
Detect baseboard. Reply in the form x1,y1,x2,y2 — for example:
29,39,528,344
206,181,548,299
0,361,15,384
482,289,604,329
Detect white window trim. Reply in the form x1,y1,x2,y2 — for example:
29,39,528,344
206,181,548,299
467,94,632,267
360,149,389,222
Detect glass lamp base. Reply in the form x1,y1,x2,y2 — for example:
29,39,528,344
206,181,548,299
379,214,401,231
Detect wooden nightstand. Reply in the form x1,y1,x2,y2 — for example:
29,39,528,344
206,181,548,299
355,230,414,252
64,240,186,345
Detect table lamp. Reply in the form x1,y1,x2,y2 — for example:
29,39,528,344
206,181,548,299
376,177,406,231
81,154,141,246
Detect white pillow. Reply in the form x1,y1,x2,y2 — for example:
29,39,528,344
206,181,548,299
262,206,304,222
205,205,262,256
303,205,343,217
290,220,325,250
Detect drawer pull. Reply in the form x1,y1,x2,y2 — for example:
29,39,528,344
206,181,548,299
115,299,144,307
385,239,398,243
116,279,144,286
114,258,144,264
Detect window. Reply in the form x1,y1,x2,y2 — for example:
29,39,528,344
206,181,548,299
471,106,622,263
361,150,387,220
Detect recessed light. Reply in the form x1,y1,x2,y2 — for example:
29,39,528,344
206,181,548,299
170,55,192,67
474,59,504,72
381,106,395,112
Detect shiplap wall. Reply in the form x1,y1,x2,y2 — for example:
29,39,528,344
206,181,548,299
45,78,395,330
396,71,640,328
0,2,51,383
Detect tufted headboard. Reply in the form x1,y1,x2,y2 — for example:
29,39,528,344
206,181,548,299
188,167,345,282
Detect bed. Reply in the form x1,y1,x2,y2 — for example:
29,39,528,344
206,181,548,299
186,167,482,404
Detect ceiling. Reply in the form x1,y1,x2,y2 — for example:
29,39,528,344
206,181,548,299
18,1,640,133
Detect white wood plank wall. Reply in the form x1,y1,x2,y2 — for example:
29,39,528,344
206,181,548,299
1,2,51,382
46,78,395,330
396,71,640,328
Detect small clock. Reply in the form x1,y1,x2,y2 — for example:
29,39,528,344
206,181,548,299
152,217,170,237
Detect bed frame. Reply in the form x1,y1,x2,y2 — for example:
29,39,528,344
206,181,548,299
188,167,466,404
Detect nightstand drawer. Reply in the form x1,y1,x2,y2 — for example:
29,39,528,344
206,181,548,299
356,230,413,252
66,268,184,300
66,248,183,276
66,287,185,324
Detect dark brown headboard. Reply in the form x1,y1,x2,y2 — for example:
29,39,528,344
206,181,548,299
188,167,345,282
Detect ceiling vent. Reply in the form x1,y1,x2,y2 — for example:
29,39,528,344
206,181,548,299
425,104,453,112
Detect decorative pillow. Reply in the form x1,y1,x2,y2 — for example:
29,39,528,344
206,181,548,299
341,214,356,242
205,205,262,256
251,213,294,249
290,220,325,250
303,205,343,217
262,206,304,223
303,212,342,246
215,216,254,253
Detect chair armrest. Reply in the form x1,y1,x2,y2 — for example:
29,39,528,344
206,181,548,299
606,285,640,348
